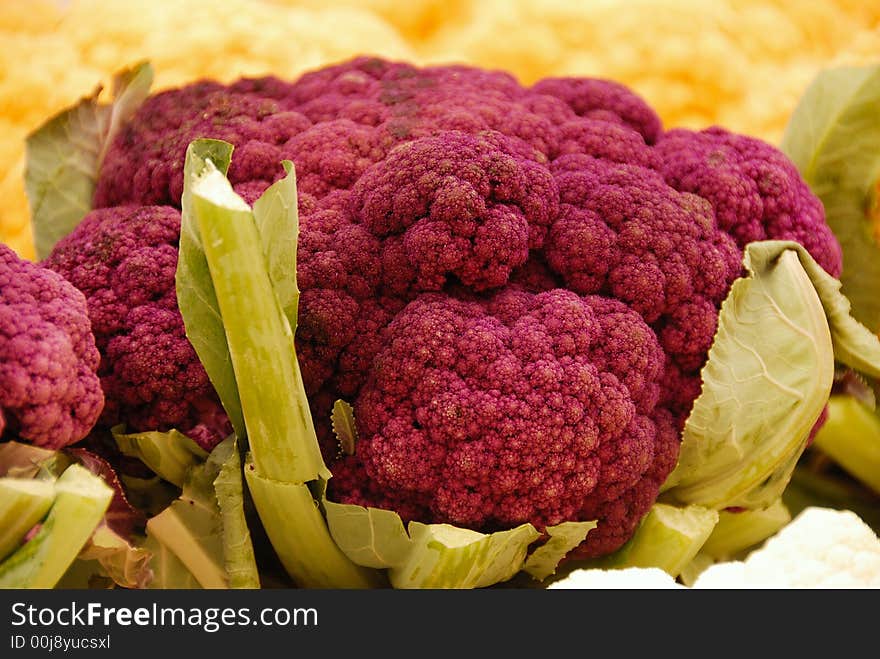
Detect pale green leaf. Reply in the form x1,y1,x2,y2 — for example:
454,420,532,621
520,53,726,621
144,436,258,589
112,426,208,488
72,525,153,589
141,533,200,590
522,521,597,581
211,438,259,589
25,61,153,259
811,394,880,493
331,400,358,457
186,146,326,482
176,138,244,439
252,160,300,326
793,248,880,379
781,63,880,332
0,464,113,588
0,441,58,479
390,522,541,589
324,496,572,589
700,499,791,560
245,460,382,588
585,503,719,578
0,478,54,561
662,241,835,509
181,140,372,588
323,500,415,569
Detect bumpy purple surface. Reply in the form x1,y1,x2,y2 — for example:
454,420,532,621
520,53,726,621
653,126,842,277
43,207,230,450
332,289,678,557
51,56,842,557
0,244,103,448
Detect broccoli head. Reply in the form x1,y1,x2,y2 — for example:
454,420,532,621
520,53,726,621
47,56,843,558
0,244,103,448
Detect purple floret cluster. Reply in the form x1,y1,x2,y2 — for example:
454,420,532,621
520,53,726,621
0,244,103,448
43,207,231,450
44,57,842,558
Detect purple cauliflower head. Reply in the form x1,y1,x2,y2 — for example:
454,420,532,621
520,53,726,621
531,76,664,145
353,130,558,292
0,244,103,448
50,56,843,559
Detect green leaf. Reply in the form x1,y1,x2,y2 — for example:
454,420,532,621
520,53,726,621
781,63,880,333
66,525,153,589
0,441,58,479
331,400,358,457
112,426,209,488
389,522,541,589
792,247,880,379
252,160,300,327
0,464,113,588
324,497,588,588
678,552,716,588
211,438,260,589
323,499,416,569
176,138,245,440
244,460,383,588
584,503,719,578
146,493,225,588
55,559,115,590
144,436,259,589
25,61,153,259
662,241,835,509
141,534,200,590
782,463,880,534
179,140,377,588
184,142,325,482
522,521,597,581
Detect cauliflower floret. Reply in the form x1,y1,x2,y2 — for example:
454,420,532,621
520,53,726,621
42,206,230,451
330,288,680,558
547,566,683,589
0,244,103,448
653,126,842,277
693,507,880,588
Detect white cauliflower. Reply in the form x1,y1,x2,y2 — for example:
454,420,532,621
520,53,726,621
548,567,683,589
546,507,879,589
693,507,880,588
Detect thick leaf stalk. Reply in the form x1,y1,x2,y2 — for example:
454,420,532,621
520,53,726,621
583,503,719,578
0,464,113,588
180,139,380,588
811,395,880,493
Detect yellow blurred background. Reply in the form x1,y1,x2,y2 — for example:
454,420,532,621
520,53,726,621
2,0,879,260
